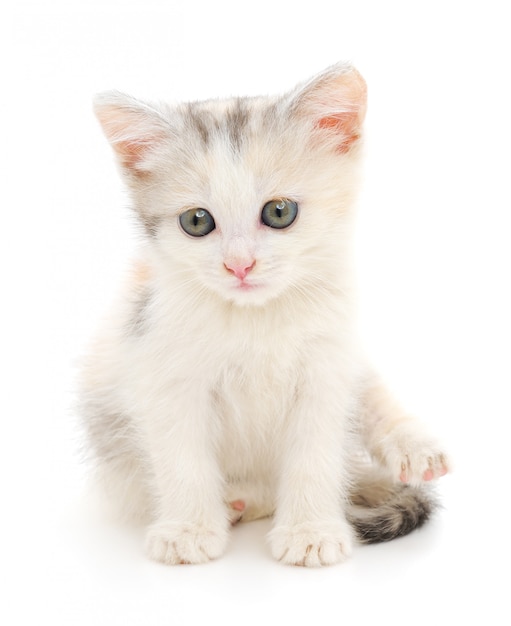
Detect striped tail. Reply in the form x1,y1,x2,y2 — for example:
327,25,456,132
347,470,437,544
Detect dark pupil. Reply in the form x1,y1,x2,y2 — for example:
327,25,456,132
193,210,205,227
275,201,286,219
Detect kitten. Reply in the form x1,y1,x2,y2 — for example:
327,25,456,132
80,63,449,567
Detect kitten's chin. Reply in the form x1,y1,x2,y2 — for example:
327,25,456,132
217,281,283,308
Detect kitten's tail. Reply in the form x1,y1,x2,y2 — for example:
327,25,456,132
347,470,437,543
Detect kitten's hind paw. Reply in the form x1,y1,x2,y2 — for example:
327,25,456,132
268,521,353,567
228,500,246,525
146,521,229,565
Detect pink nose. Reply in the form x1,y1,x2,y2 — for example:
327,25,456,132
224,260,256,280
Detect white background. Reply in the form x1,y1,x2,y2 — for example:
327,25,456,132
2,1,510,624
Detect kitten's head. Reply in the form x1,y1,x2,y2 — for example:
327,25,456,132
94,63,366,307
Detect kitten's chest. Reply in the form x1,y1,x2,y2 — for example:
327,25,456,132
214,342,297,475
213,323,301,429
217,336,298,408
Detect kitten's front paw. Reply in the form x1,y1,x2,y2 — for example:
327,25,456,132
268,521,353,567
380,422,450,485
146,521,229,565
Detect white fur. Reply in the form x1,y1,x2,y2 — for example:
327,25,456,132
80,64,449,566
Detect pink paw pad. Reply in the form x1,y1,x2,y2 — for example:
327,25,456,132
230,500,246,512
400,461,449,483
423,469,434,481
228,500,246,525
400,463,408,483
423,463,449,481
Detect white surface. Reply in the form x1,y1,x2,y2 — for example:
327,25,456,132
2,1,510,624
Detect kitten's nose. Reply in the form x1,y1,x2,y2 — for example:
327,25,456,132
224,259,256,280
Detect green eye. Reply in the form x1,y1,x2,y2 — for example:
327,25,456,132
261,199,298,229
179,208,216,237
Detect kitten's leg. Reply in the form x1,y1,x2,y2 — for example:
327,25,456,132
83,401,154,524
358,374,450,485
143,387,230,565
268,353,355,567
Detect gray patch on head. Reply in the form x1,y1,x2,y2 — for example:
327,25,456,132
186,105,212,146
225,98,250,152
185,104,223,147
261,100,281,129
183,98,253,153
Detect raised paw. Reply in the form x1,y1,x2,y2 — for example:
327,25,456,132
401,456,448,483
145,521,229,565
268,521,353,567
380,422,450,486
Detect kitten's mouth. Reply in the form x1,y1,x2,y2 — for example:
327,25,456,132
222,276,277,306
236,280,256,291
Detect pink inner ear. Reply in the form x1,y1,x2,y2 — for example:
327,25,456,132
95,100,167,171
300,65,367,153
114,137,158,169
317,111,361,153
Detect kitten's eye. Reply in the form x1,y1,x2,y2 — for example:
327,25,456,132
179,208,216,237
261,199,298,229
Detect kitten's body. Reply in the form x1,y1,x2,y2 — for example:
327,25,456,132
81,64,449,566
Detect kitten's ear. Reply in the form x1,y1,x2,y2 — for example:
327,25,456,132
291,63,367,152
93,92,170,172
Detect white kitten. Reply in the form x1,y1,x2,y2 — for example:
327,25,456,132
80,63,449,567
